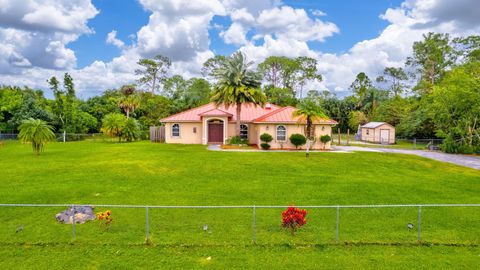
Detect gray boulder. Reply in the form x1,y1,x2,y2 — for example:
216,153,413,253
56,206,96,224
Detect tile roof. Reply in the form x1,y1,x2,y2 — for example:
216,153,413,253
160,102,280,122
160,102,337,125
253,106,338,125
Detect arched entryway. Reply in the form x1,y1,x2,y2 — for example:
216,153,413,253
207,119,224,143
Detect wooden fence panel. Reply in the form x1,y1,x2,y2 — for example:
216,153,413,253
150,126,165,143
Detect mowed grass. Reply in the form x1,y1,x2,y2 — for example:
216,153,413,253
0,140,479,269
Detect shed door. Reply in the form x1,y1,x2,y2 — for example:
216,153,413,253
380,129,390,144
208,123,223,143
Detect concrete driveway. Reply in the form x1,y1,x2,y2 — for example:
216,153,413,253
334,146,480,170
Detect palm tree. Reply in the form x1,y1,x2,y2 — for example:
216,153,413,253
118,85,140,118
101,113,126,142
293,99,327,157
18,118,55,155
211,52,266,136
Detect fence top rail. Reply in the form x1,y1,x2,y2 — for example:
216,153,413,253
0,203,479,209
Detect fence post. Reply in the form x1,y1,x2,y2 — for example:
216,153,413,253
145,207,150,243
417,206,422,242
252,205,256,243
335,206,340,244
71,205,76,240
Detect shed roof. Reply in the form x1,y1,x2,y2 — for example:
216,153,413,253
361,122,393,128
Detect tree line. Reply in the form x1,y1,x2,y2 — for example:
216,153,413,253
0,32,479,153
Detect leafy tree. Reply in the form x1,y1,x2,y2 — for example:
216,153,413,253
259,56,296,89
259,56,322,97
18,118,55,155
431,61,480,150
295,56,322,98
373,96,410,127
48,73,79,140
362,88,388,118
289,133,306,149
406,32,456,94
135,93,172,127
348,111,368,132
135,55,171,94
202,55,227,79
263,86,297,106
211,52,266,136
349,72,373,107
101,113,126,142
376,67,408,96
8,90,52,130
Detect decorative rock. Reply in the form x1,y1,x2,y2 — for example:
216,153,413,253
56,206,96,224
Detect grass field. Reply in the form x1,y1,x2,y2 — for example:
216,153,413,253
0,140,479,269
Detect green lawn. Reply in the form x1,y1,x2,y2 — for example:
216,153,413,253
0,141,479,269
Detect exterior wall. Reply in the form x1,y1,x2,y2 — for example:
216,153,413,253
361,125,395,144
164,122,203,144
255,124,333,150
226,123,257,144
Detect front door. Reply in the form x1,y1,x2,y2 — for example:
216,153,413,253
380,129,390,144
208,123,224,143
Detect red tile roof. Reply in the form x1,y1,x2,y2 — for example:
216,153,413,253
160,102,280,122
160,102,337,125
253,106,338,124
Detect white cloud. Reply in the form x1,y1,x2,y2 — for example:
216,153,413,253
106,30,126,49
220,22,250,46
0,0,98,72
1,0,480,97
311,9,327,17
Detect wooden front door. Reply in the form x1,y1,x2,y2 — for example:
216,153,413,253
208,123,224,143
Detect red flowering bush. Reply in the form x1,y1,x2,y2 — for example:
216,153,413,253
281,206,307,235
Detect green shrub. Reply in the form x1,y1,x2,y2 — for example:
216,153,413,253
260,143,271,150
289,133,306,149
260,133,273,143
320,134,332,149
227,135,248,145
122,118,141,142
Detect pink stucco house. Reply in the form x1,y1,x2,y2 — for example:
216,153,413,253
160,102,337,150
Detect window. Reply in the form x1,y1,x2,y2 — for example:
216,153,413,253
172,124,180,137
276,125,286,141
366,129,369,135
240,124,248,139
193,127,197,134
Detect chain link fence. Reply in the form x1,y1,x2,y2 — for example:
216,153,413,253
0,204,478,246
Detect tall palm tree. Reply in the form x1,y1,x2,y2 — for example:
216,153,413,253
293,99,327,157
18,118,56,155
211,52,266,136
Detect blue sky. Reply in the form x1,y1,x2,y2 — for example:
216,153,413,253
70,0,403,68
0,0,478,96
